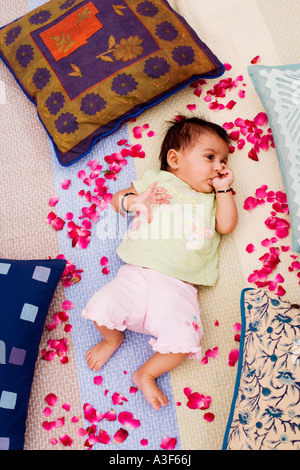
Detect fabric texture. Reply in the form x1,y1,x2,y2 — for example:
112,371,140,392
82,264,203,358
223,288,300,450
117,169,220,285
0,0,224,166
0,258,66,450
248,63,300,253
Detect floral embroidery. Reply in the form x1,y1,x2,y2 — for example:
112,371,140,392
45,92,65,116
80,93,106,116
32,68,51,90
136,1,159,17
185,314,201,332
143,57,170,78
97,35,144,63
16,44,34,67
155,21,178,41
5,25,21,46
55,112,78,134
224,289,300,450
111,73,138,96
172,46,195,66
29,10,51,25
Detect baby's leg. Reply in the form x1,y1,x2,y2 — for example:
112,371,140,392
132,352,188,410
86,323,124,372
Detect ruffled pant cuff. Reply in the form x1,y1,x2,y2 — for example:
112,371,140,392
149,338,202,360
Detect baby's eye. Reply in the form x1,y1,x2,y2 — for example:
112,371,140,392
206,154,214,160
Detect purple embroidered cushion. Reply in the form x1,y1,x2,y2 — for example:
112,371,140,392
0,0,224,166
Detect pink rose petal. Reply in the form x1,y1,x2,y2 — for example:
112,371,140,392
61,300,75,310
114,428,129,444
100,256,109,266
254,112,268,127
186,103,196,112
246,243,255,253
251,55,261,64
275,285,286,296
228,349,239,366
187,392,211,410
61,179,71,190
49,195,59,207
160,436,177,450
59,434,73,447
204,412,215,422
112,392,128,405
244,196,258,211
99,429,111,444
105,410,117,421
94,376,103,386
118,411,140,429
226,100,236,109
233,323,241,332
43,407,52,417
45,393,57,407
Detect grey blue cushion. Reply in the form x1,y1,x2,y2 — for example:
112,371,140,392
248,63,300,253
0,258,66,450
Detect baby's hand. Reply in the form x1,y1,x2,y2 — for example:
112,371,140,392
129,182,172,222
212,163,234,191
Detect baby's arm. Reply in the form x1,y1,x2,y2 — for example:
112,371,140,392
111,186,138,214
212,164,238,234
111,182,172,222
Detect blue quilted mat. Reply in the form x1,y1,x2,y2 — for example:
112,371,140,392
48,126,180,449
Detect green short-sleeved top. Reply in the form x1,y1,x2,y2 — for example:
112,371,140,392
116,170,220,285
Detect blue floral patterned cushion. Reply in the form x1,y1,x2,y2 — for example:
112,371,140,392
223,288,300,450
248,63,300,253
0,258,66,450
0,0,224,166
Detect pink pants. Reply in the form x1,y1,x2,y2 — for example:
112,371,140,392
82,264,203,359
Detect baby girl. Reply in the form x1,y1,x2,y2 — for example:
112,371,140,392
82,117,238,410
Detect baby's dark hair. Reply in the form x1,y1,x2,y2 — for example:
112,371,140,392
159,116,230,171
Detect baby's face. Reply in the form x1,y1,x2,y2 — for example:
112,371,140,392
168,132,229,193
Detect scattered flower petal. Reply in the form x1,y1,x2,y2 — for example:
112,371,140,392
118,411,140,430
160,436,177,450
99,429,111,444
105,410,117,421
114,428,129,444
204,412,215,422
49,195,59,207
43,407,52,417
224,62,232,70
61,179,71,190
45,393,57,407
251,55,261,64
186,103,196,112
246,243,255,253
112,392,128,405
94,376,103,386
228,349,239,366
59,434,73,447
61,300,75,310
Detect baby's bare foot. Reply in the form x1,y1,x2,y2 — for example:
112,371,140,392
132,369,168,410
86,335,123,371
